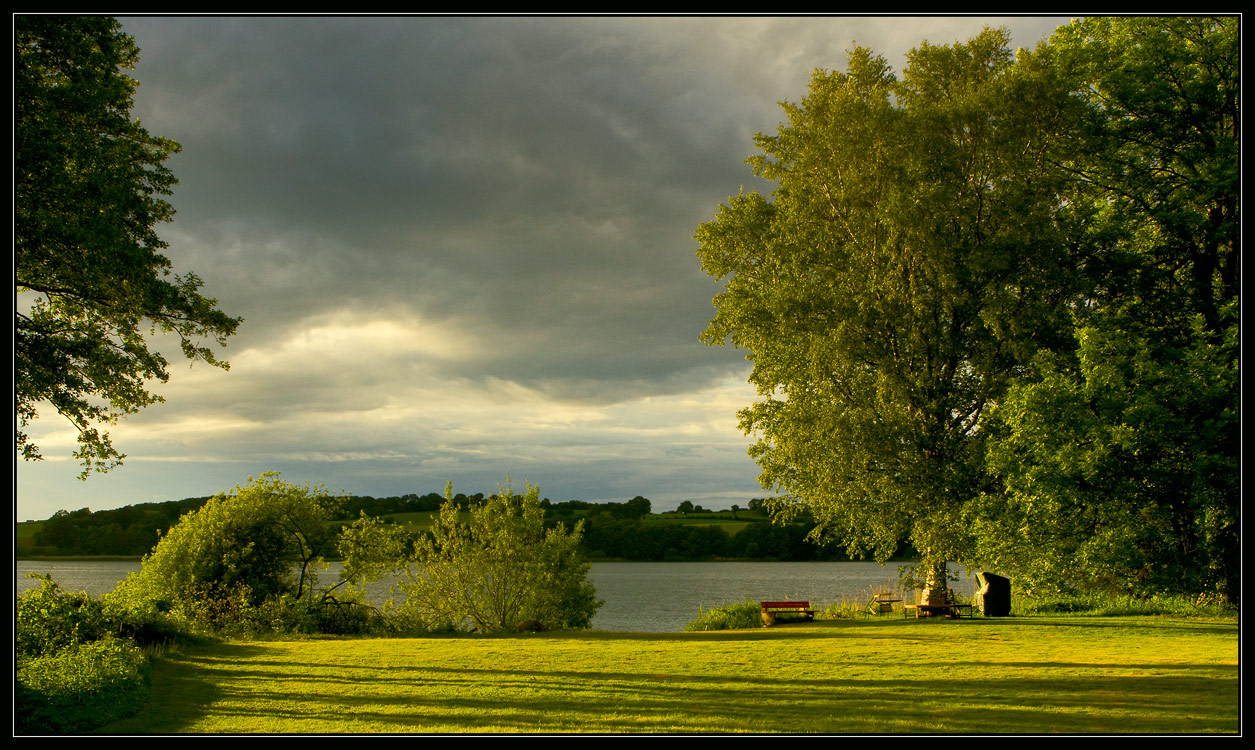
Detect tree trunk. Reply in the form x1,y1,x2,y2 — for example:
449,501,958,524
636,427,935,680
920,558,949,607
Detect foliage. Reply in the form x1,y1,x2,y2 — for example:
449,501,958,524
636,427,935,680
977,17,1239,603
815,599,866,620
1012,590,1238,619
25,496,211,557
336,511,413,592
684,597,762,631
583,516,731,561
611,495,652,519
21,491,434,559
15,16,241,476
16,574,110,656
17,636,151,734
16,575,153,734
696,28,1084,572
17,487,851,563
392,481,602,633
111,473,348,631
697,19,1239,602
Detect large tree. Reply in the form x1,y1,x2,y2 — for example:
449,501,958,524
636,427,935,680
696,29,1088,588
16,16,241,476
975,17,1239,602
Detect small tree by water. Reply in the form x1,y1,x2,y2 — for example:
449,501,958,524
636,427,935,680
391,481,601,633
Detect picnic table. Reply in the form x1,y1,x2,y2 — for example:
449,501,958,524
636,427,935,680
760,600,815,626
867,592,902,615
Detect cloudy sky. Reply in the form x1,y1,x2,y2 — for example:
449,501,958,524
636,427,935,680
16,15,1073,521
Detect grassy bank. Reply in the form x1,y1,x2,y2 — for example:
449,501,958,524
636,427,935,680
99,615,1238,734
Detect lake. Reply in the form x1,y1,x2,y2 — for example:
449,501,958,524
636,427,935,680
16,559,977,632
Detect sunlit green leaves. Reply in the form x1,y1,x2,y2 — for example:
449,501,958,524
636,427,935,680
696,28,1082,567
111,473,347,627
981,17,1239,602
393,480,601,633
698,19,1238,602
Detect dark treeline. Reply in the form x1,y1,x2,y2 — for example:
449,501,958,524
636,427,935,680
578,517,883,562
23,492,442,557
21,492,906,562
26,496,213,557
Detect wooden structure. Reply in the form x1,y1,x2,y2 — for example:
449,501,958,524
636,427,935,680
760,600,815,626
868,591,901,615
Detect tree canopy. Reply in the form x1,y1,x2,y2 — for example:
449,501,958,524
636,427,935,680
15,16,241,476
697,19,1238,602
697,27,1084,572
972,17,1239,602
110,473,347,628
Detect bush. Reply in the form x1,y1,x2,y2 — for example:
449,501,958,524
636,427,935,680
17,637,151,734
272,592,384,635
1013,590,1239,618
391,480,602,633
102,573,209,646
684,598,763,631
16,575,110,656
16,575,154,734
112,472,348,633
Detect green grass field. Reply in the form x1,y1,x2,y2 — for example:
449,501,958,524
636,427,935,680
100,615,1238,734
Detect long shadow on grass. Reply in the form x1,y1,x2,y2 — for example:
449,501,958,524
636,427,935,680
97,643,275,734
112,629,1238,734
174,664,1238,733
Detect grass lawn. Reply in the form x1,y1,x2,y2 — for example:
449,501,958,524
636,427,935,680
100,615,1237,734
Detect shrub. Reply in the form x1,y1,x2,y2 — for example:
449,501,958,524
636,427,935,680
16,575,110,656
684,598,763,631
16,576,154,734
273,592,384,635
1013,590,1239,618
113,472,348,633
16,637,150,734
391,480,602,633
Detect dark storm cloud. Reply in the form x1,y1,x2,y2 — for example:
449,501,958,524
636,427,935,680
123,16,778,400
121,17,1071,401
18,17,1072,519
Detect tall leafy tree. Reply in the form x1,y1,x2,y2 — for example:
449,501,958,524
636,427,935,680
696,29,1087,588
977,17,1239,602
16,16,241,476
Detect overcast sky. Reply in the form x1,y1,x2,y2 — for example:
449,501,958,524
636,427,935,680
16,15,1073,521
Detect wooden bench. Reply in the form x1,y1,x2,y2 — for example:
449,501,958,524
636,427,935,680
760,600,815,626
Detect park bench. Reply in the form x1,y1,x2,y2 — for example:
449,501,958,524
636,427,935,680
760,600,815,626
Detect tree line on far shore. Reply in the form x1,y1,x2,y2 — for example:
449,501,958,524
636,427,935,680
20,491,901,562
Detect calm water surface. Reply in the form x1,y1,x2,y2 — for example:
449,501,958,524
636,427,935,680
16,560,975,633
